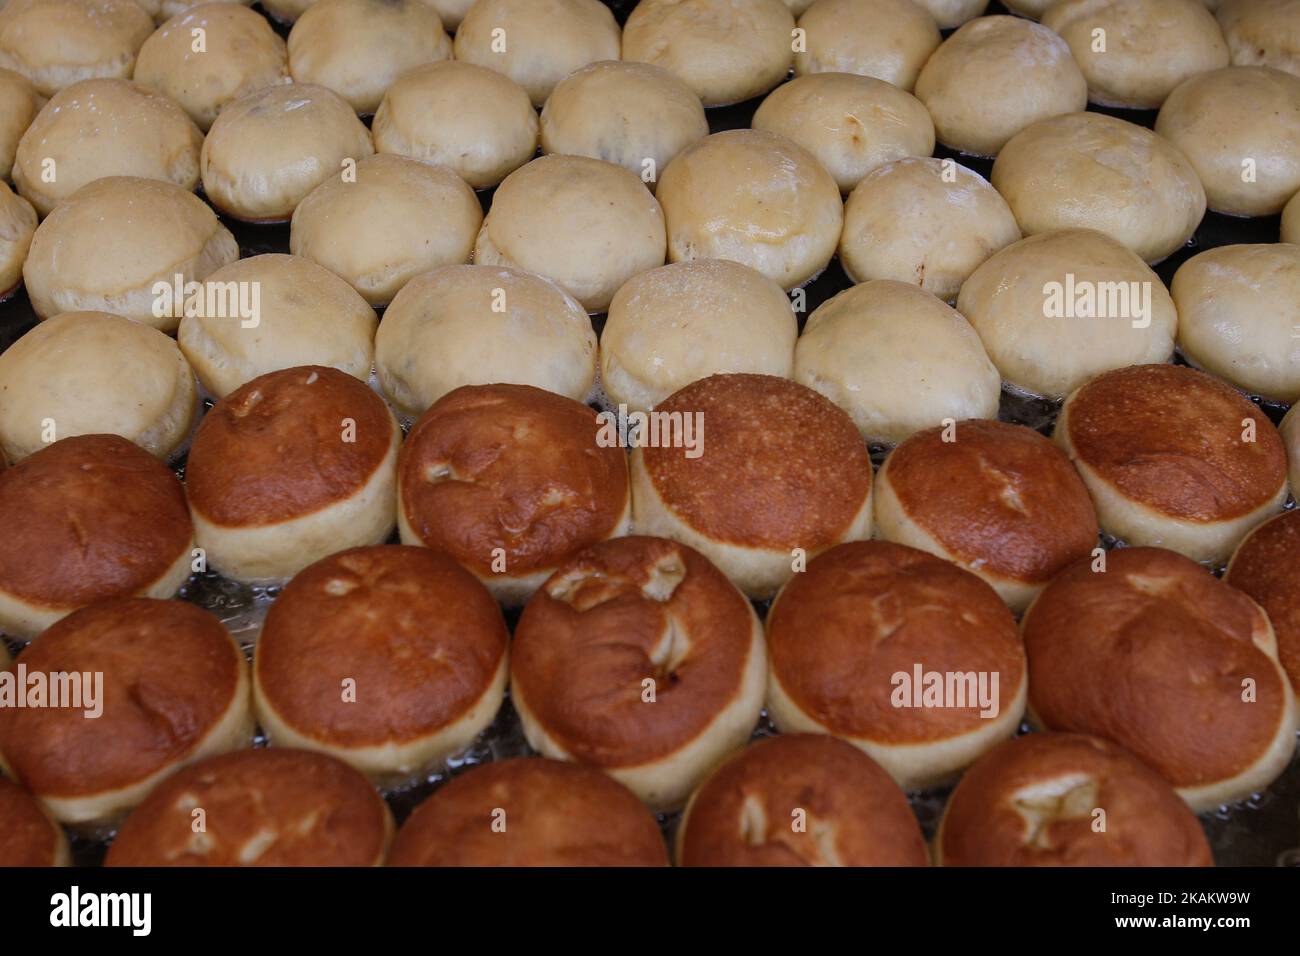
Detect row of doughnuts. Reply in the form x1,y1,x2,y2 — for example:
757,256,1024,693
3,527,1264,867
0,734,1219,866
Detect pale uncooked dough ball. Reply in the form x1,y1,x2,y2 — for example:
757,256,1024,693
1284,191,1300,242
22,176,239,330
375,264,597,418
13,78,203,216
291,154,481,307
474,155,666,314
752,72,934,194
956,229,1177,399
1042,0,1229,109
600,259,798,413
0,180,36,298
657,129,843,291
0,0,153,96
373,60,537,191
133,3,290,131
0,68,41,181
795,279,1001,444
1216,0,1300,78
624,0,795,107
1156,66,1300,216
177,253,378,399
991,111,1206,264
794,0,941,91
914,15,1087,157
288,0,452,115
540,60,708,191
455,0,620,107
201,82,374,222
1172,243,1300,402
912,0,988,29
0,311,198,462
840,156,1021,302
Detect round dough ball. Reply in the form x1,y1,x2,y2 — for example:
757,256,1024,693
23,176,239,330
14,78,203,217
454,0,620,108
1284,190,1300,242
0,0,153,96
657,129,843,291
133,2,290,131
1171,243,1300,402
991,111,1206,264
911,0,988,29
794,0,941,91
1042,0,1229,109
795,279,1002,444
600,259,798,413
376,264,597,418
840,157,1020,302
177,253,378,399
914,15,1087,157
1156,66,1300,217
540,60,708,191
624,0,795,107
288,0,452,115
474,155,666,313
373,60,538,191
956,228,1177,399
290,154,481,306
1216,0,1300,78
0,67,41,181
0,181,36,299
0,311,198,462
752,72,934,194
201,82,373,222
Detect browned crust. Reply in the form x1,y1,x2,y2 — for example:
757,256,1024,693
1023,547,1286,786
398,383,629,576
511,535,755,768
642,374,871,549
186,366,395,527
105,749,391,867
387,757,668,867
255,546,508,747
1226,509,1300,694
939,733,1213,867
0,599,243,797
0,777,61,867
767,541,1024,743
1062,364,1286,522
679,733,928,867
885,420,1098,583
0,434,191,608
